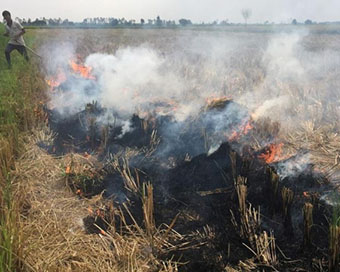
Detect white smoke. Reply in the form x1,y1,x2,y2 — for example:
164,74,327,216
252,95,290,121
235,31,309,127
264,32,306,79
42,30,340,163
275,153,311,179
85,47,185,119
117,120,133,139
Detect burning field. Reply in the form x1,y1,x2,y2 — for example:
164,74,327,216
16,28,340,271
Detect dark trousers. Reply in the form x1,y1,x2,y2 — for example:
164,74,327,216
5,43,29,66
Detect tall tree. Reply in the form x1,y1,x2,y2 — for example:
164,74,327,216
241,8,252,25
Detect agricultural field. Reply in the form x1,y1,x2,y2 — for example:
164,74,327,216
3,25,340,271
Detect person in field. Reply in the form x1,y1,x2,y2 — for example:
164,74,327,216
2,10,29,69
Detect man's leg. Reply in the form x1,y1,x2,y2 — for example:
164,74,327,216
16,45,29,62
5,44,15,68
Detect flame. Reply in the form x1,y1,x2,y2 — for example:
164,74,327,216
228,120,254,141
70,60,95,79
45,58,95,89
76,189,84,197
65,166,71,174
258,143,284,163
242,121,253,135
45,69,67,89
206,95,231,109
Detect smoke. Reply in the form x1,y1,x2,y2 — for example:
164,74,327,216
251,95,290,121
41,41,76,75
42,29,340,164
85,47,186,119
235,31,309,126
264,32,306,79
117,120,133,139
275,153,311,179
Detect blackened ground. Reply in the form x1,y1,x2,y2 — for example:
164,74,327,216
44,101,334,271
95,142,332,271
45,99,250,159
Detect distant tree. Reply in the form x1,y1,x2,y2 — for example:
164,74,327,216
48,18,58,26
110,18,119,26
156,16,163,26
304,19,313,25
147,19,153,25
99,17,105,24
179,19,192,26
220,19,229,25
31,18,47,26
59,19,74,26
120,18,126,25
140,18,145,25
241,8,252,25
166,20,176,26
292,19,297,25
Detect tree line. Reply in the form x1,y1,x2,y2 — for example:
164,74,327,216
15,16,193,27
14,14,334,28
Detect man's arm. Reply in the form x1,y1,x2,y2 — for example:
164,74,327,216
14,28,25,39
14,22,25,39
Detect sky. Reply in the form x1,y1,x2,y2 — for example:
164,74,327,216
2,0,339,24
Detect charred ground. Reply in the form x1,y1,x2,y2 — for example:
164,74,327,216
37,98,335,271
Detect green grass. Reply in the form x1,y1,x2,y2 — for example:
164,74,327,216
0,23,44,272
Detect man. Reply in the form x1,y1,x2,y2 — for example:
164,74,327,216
2,10,29,69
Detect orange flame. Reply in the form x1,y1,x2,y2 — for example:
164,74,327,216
65,166,71,174
206,95,232,108
242,121,253,135
76,189,83,197
70,60,95,79
46,69,67,89
228,120,253,141
258,143,284,163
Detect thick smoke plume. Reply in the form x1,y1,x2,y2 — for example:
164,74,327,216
42,29,340,179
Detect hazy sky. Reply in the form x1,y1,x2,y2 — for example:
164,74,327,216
2,0,339,23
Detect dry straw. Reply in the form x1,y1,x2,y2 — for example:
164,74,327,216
13,127,180,272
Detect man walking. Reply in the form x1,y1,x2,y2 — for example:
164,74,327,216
2,10,29,69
